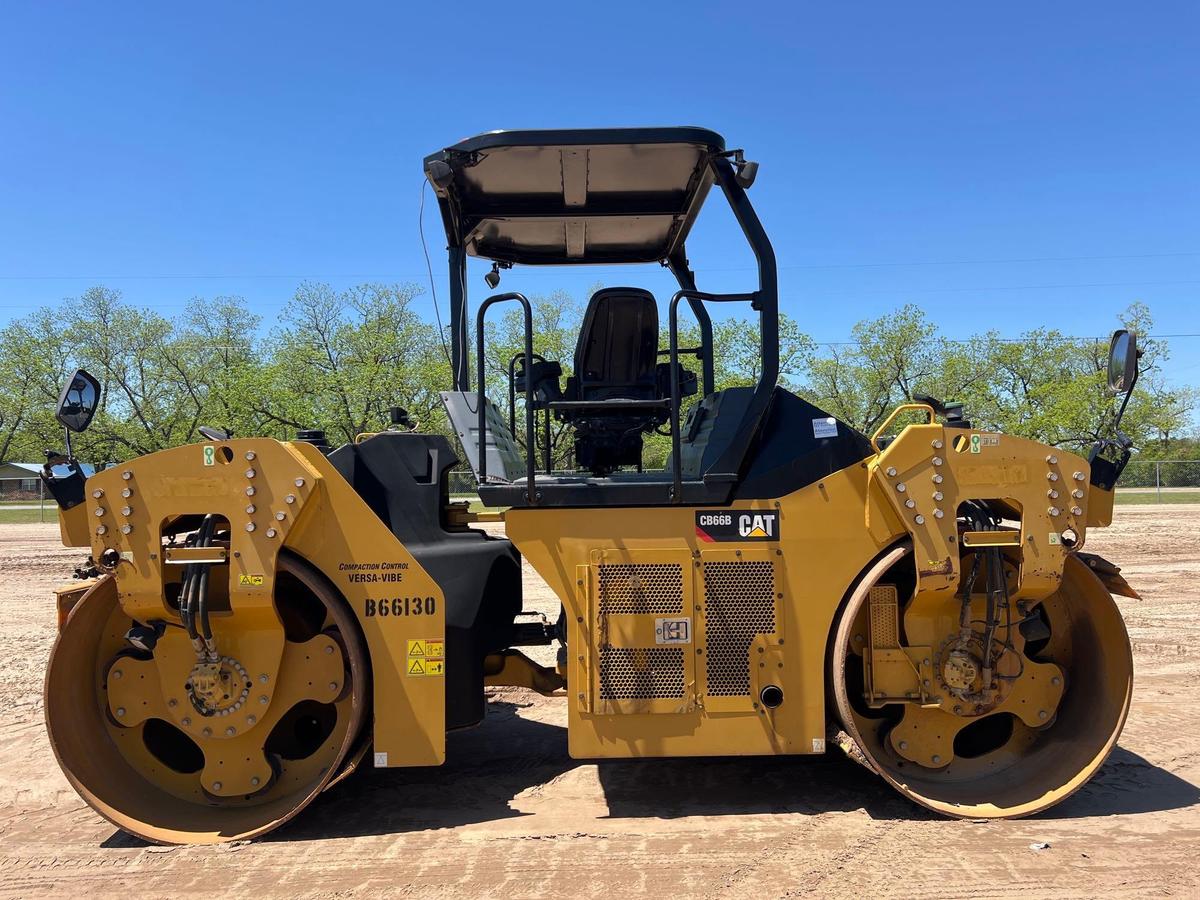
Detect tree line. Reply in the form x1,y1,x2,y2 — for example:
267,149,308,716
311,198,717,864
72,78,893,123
0,283,1194,472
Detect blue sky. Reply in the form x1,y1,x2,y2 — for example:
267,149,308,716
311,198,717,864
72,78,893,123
2,3,1197,390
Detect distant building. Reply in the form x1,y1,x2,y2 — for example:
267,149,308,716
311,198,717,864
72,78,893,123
0,462,43,497
0,461,96,499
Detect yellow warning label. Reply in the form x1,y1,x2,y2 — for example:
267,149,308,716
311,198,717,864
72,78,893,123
406,639,444,676
238,574,265,586
406,657,446,677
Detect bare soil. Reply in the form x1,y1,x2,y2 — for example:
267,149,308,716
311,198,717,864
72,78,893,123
2,508,1198,898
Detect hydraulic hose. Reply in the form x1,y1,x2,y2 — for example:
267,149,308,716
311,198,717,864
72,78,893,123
179,515,216,650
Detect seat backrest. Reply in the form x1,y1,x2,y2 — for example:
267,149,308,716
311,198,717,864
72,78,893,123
572,287,659,401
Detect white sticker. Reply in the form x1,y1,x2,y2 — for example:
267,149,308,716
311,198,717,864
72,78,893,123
655,617,692,645
1048,532,1061,546
373,751,388,767
812,738,826,753
812,417,838,439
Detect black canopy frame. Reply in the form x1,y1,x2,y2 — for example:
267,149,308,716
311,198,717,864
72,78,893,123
424,128,778,506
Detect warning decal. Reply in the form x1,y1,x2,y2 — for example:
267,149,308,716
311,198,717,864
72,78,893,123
238,574,265,586
406,638,445,677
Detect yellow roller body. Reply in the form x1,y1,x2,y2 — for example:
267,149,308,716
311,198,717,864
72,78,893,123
45,417,1137,839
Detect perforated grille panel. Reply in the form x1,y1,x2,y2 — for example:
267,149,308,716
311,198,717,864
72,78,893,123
598,647,686,700
868,585,900,648
598,563,684,615
703,560,777,696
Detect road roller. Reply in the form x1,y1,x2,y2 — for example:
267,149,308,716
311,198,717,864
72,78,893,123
41,128,1142,843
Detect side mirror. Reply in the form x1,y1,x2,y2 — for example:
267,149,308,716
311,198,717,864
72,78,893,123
55,368,101,433
1106,330,1140,394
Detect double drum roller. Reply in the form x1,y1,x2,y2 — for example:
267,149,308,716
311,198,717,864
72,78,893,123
38,127,1141,843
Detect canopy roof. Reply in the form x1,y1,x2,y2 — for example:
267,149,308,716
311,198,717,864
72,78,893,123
424,127,726,265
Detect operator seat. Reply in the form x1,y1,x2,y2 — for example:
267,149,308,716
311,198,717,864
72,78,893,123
567,287,660,404
555,287,670,474
511,286,695,476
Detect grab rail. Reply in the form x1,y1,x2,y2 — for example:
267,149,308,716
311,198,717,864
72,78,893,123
476,292,538,502
508,351,553,474
869,403,936,453
667,289,758,501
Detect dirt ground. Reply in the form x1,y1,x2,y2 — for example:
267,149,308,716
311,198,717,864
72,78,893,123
2,508,1198,899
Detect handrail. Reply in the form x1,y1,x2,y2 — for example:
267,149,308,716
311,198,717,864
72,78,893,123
691,152,779,494
869,403,936,453
668,289,758,501
476,293,537,502
508,351,553,474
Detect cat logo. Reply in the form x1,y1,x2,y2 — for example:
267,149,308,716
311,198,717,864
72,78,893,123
739,514,775,538
695,510,780,542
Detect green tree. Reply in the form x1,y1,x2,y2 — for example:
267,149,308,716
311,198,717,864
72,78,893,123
0,310,75,462
267,282,450,445
798,300,1193,452
802,305,938,434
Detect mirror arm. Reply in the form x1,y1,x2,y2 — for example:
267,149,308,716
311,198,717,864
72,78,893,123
1111,366,1139,435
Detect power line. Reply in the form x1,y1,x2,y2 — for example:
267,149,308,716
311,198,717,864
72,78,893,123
1,250,1197,282
728,250,1200,273
811,332,1200,347
62,333,1200,354
2,278,1197,312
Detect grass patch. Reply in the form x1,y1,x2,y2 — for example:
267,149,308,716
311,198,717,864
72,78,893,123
0,507,56,524
1114,491,1200,505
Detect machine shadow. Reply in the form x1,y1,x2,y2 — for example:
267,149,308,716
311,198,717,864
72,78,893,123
260,699,923,842
600,746,1199,824
1033,746,1200,819
100,703,1197,847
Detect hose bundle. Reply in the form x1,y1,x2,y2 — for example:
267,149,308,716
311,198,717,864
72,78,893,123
179,515,217,656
